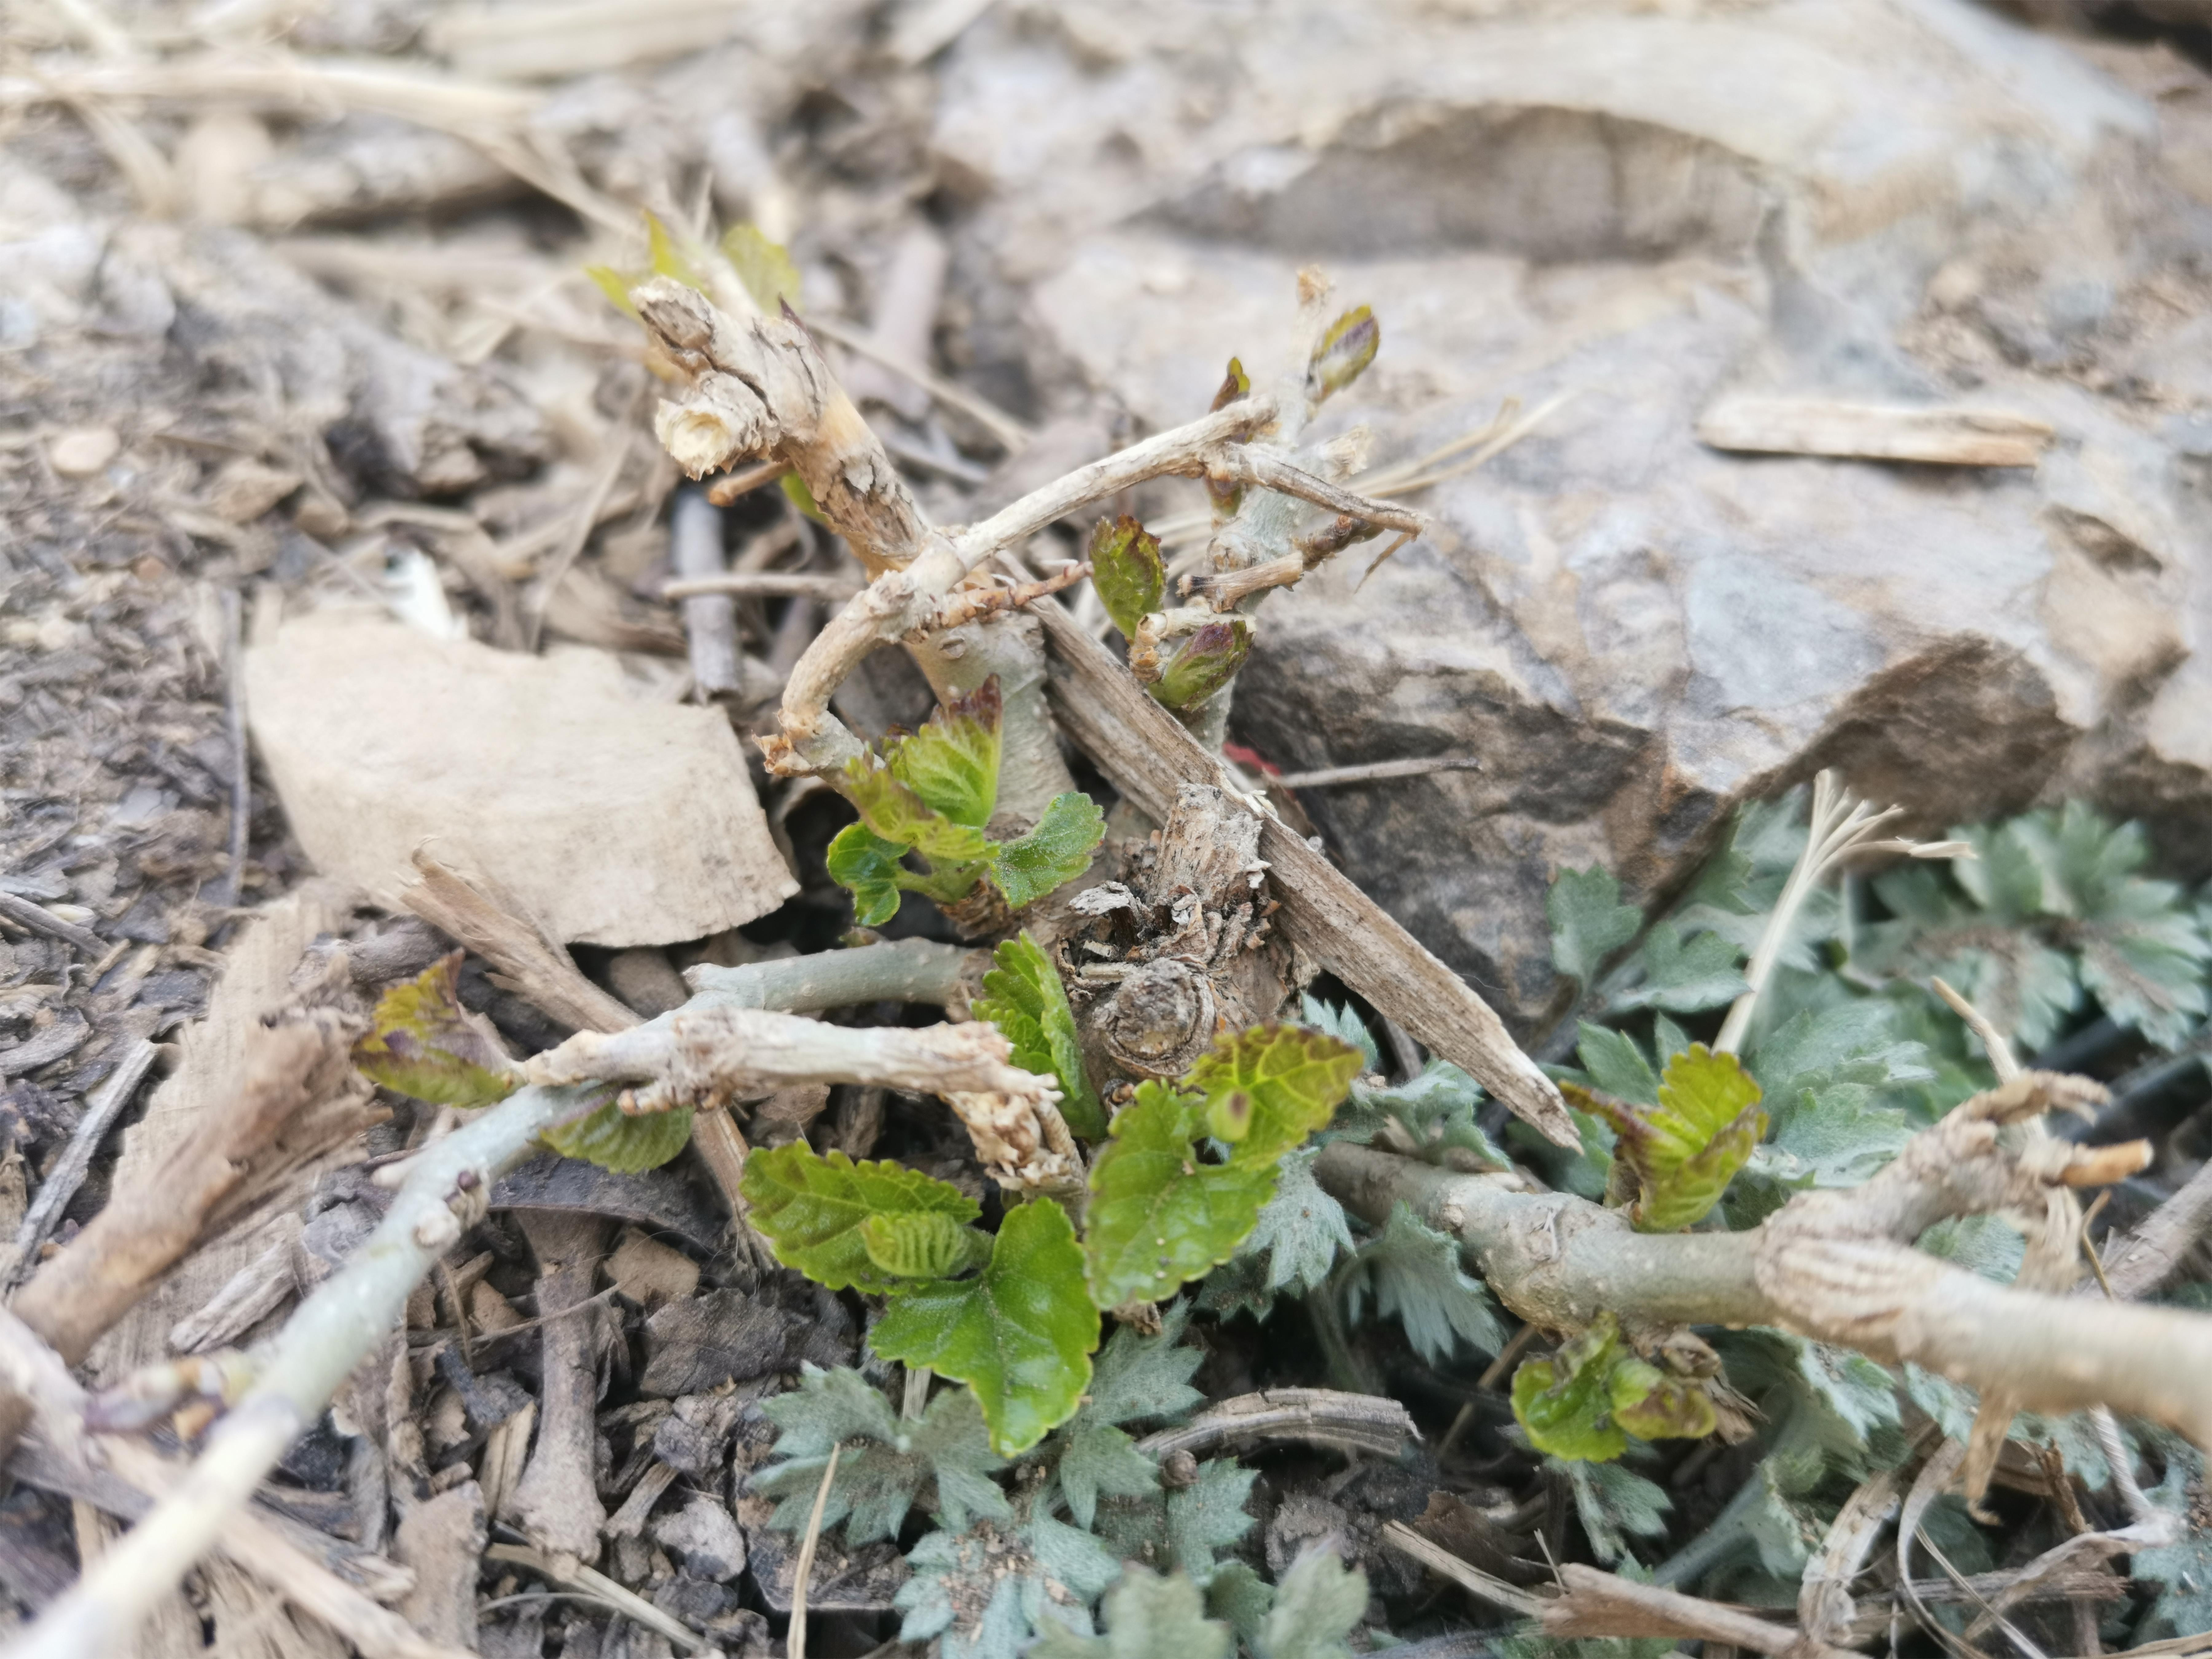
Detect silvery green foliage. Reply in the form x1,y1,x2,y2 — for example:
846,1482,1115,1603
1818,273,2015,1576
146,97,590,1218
751,1365,1007,1540
1340,1202,1503,1364
1041,1303,1205,1527
896,1507,1122,1659
1095,1457,1258,1587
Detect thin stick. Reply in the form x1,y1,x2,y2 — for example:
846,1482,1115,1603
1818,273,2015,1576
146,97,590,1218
669,488,739,698
660,572,863,601
704,458,788,506
216,585,250,910
1935,976,2021,1082
6,1037,159,1288
788,1442,842,1659
484,1542,701,1652
0,892,105,957
1271,756,1483,790
806,316,1032,452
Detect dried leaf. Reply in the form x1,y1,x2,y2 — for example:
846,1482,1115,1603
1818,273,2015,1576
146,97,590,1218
353,954,520,1109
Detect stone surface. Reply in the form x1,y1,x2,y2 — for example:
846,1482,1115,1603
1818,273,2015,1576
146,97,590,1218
650,1495,747,1582
929,0,2212,1027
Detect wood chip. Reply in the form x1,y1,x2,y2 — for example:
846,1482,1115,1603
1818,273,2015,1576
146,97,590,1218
1696,394,2053,467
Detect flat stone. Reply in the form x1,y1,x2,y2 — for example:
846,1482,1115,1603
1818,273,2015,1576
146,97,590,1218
650,1495,747,1581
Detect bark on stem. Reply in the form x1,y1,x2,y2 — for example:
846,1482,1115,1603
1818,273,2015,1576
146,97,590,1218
1315,1141,2212,1444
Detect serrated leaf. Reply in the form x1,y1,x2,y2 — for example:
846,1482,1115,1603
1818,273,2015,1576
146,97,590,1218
845,754,993,866
975,931,1106,1140
1613,921,1748,1014
1342,1202,1501,1363
1094,1457,1257,1587
1084,1083,1279,1309
827,821,909,927
862,1211,991,1279
1033,1567,1232,1659
1330,1061,1505,1171
1513,1316,1630,1462
1207,1561,1273,1649
872,1197,1100,1455
888,680,1002,829
541,1099,692,1173
1256,1546,1367,1659
1307,305,1379,402
1056,1422,1162,1529
1716,1328,1905,1476
1298,996,1380,1071
352,954,521,1109
1235,1147,1355,1294
1549,866,1641,984
721,222,802,312
1152,619,1250,712
2123,1461,2212,1641
897,1511,1122,1659
991,791,1107,910
755,1366,1008,1540
1559,1458,1672,1565
1568,1044,1766,1231
1089,516,1165,642
1188,1022,1364,1157
1575,1023,1659,1105
1079,1300,1206,1426
741,1140,981,1294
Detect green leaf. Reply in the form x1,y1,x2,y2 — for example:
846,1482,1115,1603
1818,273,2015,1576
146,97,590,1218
1078,1300,1207,1427
1233,1147,1355,1296
2122,1460,2212,1640
897,1512,1123,1659
1559,1458,1672,1566
974,931,1107,1139
1188,1022,1364,1157
1211,356,1252,411
1095,1457,1258,1587
1152,620,1250,712
990,791,1107,910
643,210,703,290
845,754,993,866
1568,1044,1767,1232
1575,1023,1660,1104
584,263,640,319
741,1140,982,1294
541,1099,693,1173
1057,1422,1163,1529
888,680,1002,829
1342,1202,1502,1363
1299,996,1380,1071
352,954,521,1109
1330,1061,1505,1171
754,1367,1009,1540
863,1211,992,1280
721,222,802,312
827,822,909,927
1613,922,1749,1014
1256,1547,1368,1659
1089,516,1166,642
1307,304,1379,402
1206,1562,1273,1649
1549,866,1641,984
1608,1357,1719,1441
1033,1567,1232,1659
1512,1315,1630,1462
1084,1084,1280,1309
872,1198,1100,1455
781,471,826,523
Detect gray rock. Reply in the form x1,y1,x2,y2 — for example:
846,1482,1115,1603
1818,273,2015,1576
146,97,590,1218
650,1495,747,1582
931,0,2212,1024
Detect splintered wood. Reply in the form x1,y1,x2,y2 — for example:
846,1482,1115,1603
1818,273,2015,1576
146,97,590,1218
1696,394,2053,467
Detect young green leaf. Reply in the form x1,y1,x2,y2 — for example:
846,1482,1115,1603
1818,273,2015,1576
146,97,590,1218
742,1141,982,1294
826,822,909,927
1298,995,1380,1071
1566,1044,1766,1232
1089,516,1166,642
887,680,1002,830
584,263,641,319
1151,620,1250,712
1206,1562,1273,1649
1233,1147,1355,1296
1611,921,1748,1014
1049,1305,1205,1525
862,1211,992,1280
1341,1201,1502,1363
1084,1083,1280,1310
755,1366,1008,1539
1330,1061,1505,1172
1512,1313,1631,1462
542,1100,694,1174
721,222,802,312
1032,1567,1232,1659
1211,356,1252,411
352,954,521,1109
1188,1022,1364,1157
1255,1546,1368,1659
1548,866,1641,985
871,1197,1100,1455
1559,1458,1672,1565
974,932,1106,1140
990,791,1107,910
1306,305,1379,403
845,755,993,866
1096,1457,1258,1586
1608,1356,1719,1442
643,210,703,290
